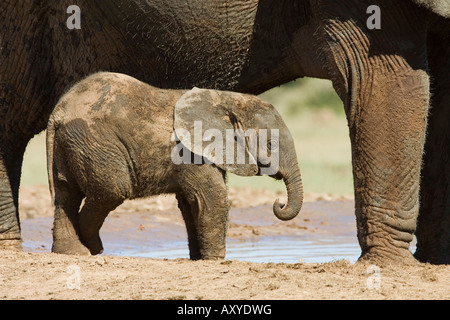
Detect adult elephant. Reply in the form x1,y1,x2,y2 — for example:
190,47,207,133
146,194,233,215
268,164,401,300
0,0,448,264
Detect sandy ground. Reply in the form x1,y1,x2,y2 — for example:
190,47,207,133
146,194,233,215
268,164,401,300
0,186,448,300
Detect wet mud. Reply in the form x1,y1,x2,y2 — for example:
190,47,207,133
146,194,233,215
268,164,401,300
21,185,361,262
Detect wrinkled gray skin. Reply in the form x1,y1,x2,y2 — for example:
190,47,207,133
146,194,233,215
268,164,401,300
47,72,303,258
1,1,449,265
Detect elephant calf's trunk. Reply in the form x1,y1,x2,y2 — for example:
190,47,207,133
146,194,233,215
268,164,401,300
273,167,303,221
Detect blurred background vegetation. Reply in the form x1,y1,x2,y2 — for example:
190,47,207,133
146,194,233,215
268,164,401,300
21,77,353,195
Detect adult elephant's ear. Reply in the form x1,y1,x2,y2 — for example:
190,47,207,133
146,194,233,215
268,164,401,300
173,87,258,176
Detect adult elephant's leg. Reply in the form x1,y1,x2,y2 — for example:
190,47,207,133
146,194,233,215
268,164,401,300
318,1,429,264
0,145,26,251
415,23,450,264
349,69,429,264
177,165,229,260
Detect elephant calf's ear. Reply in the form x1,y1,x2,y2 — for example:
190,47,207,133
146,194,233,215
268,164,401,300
173,88,258,176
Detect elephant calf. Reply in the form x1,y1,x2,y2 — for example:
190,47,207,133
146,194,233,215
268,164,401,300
47,72,303,259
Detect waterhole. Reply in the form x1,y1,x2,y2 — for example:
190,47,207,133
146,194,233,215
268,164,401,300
21,201,416,263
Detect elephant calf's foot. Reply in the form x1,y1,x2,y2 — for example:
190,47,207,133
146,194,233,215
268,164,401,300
201,255,225,260
81,235,104,255
189,254,225,260
52,239,91,256
198,247,226,260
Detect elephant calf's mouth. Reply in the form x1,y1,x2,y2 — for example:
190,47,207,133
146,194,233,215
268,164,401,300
256,162,282,180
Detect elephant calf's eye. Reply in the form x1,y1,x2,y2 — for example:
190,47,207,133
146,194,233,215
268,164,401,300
267,139,279,151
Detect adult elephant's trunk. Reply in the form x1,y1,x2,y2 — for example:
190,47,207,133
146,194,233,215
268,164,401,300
273,165,303,221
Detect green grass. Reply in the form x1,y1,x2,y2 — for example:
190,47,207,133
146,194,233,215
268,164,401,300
22,131,47,187
21,77,354,195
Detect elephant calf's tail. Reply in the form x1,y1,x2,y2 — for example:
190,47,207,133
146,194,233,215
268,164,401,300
46,117,58,203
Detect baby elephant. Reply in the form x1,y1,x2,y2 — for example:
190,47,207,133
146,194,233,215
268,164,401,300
47,72,303,259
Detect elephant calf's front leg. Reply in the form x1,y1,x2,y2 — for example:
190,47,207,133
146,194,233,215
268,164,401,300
177,165,229,260
176,192,201,260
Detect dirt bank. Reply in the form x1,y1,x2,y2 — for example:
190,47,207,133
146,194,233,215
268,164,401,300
0,186,447,300
1,250,449,300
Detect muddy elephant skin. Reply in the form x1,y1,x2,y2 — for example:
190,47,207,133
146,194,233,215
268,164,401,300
47,72,303,258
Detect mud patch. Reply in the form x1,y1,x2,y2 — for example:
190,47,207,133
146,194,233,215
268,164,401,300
19,186,417,264
7,186,446,300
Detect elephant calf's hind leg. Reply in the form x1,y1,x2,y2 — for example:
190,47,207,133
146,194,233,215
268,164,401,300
78,199,122,255
52,182,90,255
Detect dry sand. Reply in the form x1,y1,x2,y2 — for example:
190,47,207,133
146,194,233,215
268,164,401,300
0,186,448,300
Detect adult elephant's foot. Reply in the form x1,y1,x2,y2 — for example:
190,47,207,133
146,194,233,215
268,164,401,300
52,239,91,256
357,247,419,266
0,239,23,252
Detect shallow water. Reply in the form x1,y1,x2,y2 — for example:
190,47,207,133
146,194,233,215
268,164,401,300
107,236,415,264
227,237,362,263
21,200,416,264
119,237,362,263
22,218,362,263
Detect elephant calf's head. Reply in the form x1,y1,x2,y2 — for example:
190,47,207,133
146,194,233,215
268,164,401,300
173,87,303,221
